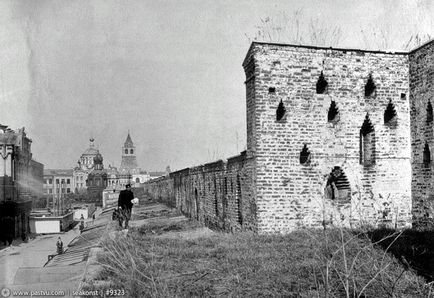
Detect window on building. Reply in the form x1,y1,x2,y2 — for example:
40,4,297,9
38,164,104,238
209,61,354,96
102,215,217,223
135,178,140,183
61,179,65,184
130,149,134,154
364,74,376,97
67,179,70,184
384,100,397,127
424,142,431,166
67,188,71,193
328,101,339,122
61,188,65,193
360,114,375,166
276,100,286,122
49,179,52,184
299,144,311,165
316,71,328,94
269,87,276,93
125,149,128,154
427,101,433,123
56,179,59,184
326,166,351,202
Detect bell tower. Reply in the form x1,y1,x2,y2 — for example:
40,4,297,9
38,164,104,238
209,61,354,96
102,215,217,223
120,131,139,172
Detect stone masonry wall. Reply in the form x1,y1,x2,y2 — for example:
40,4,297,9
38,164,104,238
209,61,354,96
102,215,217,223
143,152,257,232
244,43,412,233
409,41,434,228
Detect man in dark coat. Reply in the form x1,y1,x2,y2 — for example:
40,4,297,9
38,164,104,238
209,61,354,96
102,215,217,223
118,184,134,229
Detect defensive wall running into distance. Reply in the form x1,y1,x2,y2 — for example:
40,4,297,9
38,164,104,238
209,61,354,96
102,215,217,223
143,151,258,232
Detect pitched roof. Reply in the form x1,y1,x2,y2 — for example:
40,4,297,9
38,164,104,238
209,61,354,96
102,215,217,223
124,132,134,148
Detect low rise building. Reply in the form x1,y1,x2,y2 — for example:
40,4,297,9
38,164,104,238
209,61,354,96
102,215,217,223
43,169,73,196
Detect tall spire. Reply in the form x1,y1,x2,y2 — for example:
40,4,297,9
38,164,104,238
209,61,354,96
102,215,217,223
120,131,139,172
124,132,134,147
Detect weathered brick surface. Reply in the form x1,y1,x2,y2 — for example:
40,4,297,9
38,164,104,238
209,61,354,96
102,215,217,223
143,152,257,232
409,42,434,228
145,41,434,234
244,43,412,233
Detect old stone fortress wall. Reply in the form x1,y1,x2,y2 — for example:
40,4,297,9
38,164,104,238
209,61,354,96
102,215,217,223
144,40,434,234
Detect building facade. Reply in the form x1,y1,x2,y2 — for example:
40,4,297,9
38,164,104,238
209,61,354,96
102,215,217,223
144,40,434,234
0,125,41,240
43,169,74,196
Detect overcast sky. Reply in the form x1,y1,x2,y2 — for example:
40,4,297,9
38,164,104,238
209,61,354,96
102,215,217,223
0,0,432,171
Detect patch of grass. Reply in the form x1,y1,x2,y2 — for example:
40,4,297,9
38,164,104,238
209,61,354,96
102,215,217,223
137,219,198,235
132,204,180,221
87,219,432,297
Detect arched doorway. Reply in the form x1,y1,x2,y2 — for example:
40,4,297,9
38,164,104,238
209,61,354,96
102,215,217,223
325,166,351,204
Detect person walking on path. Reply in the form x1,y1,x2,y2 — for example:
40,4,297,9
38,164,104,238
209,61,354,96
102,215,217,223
118,184,134,229
79,214,85,234
56,237,63,254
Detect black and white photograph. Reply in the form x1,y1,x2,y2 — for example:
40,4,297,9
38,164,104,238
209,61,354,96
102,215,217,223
0,1,434,297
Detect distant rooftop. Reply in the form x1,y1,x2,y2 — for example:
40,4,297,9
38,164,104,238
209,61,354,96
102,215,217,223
44,169,73,176
149,171,166,177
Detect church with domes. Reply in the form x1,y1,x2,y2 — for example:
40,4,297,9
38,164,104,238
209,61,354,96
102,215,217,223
72,138,102,192
44,133,158,206
73,133,150,195
86,151,108,202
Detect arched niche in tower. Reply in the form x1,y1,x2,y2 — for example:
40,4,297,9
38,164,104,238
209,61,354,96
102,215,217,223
427,101,433,123
360,114,375,166
384,100,397,127
423,142,431,167
316,71,328,94
364,74,376,98
299,144,311,165
328,100,339,123
325,166,351,203
276,99,286,122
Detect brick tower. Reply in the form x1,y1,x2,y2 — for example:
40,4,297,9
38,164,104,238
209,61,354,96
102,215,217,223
119,132,140,186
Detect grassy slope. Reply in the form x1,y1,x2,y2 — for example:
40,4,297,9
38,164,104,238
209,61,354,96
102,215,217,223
88,215,431,298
